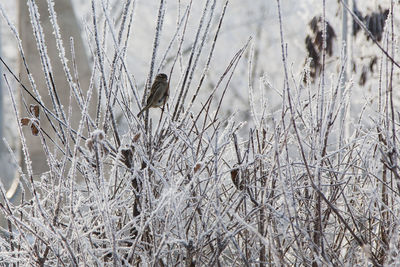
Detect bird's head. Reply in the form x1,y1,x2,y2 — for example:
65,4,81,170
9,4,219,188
155,73,168,81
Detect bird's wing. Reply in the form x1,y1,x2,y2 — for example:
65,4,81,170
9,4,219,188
145,81,161,105
152,84,166,104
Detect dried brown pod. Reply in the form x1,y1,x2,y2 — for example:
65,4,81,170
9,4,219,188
20,118,40,136
30,121,39,136
194,163,202,173
85,138,94,152
231,169,243,190
30,104,40,118
20,104,41,136
86,130,109,156
91,130,104,141
20,118,30,126
141,161,147,170
121,148,134,169
133,133,141,143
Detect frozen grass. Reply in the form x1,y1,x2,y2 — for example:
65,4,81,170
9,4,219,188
0,0,399,266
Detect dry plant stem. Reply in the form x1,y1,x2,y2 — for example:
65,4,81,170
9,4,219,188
15,75,94,177
169,0,193,80
28,1,74,151
0,52,84,139
70,38,85,103
178,0,217,118
111,0,137,111
28,0,64,119
157,6,190,74
276,0,383,265
190,40,250,136
313,1,327,261
188,0,229,114
0,15,76,145
172,0,213,122
388,2,399,192
1,5,76,166
92,1,121,147
47,0,84,110
0,4,41,101
163,41,248,162
99,0,132,147
212,39,250,123
1,0,398,265
154,2,194,142
5,76,74,266
91,0,105,128
142,0,166,134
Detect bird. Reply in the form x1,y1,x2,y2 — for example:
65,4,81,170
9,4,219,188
137,73,169,117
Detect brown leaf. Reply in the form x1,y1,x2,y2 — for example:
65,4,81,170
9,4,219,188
121,148,133,168
30,104,40,118
85,138,94,152
31,124,39,136
231,169,241,190
141,161,147,170
133,133,141,143
194,163,202,173
21,118,30,126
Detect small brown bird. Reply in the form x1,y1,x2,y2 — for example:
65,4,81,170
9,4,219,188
137,73,169,117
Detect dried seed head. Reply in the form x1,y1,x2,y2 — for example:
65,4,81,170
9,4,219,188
86,138,94,152
194,163,202,173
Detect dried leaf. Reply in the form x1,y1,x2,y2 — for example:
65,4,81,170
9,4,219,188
86,138,94,152
31,124,39,136
231,169,241,190
141,161,147,170
30,104,40,118
21,118,30,126
194,163,202,173
133,133,141,143
121,148,133,168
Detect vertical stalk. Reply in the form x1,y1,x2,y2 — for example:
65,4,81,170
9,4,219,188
0,19,3,142
338,0,348,156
